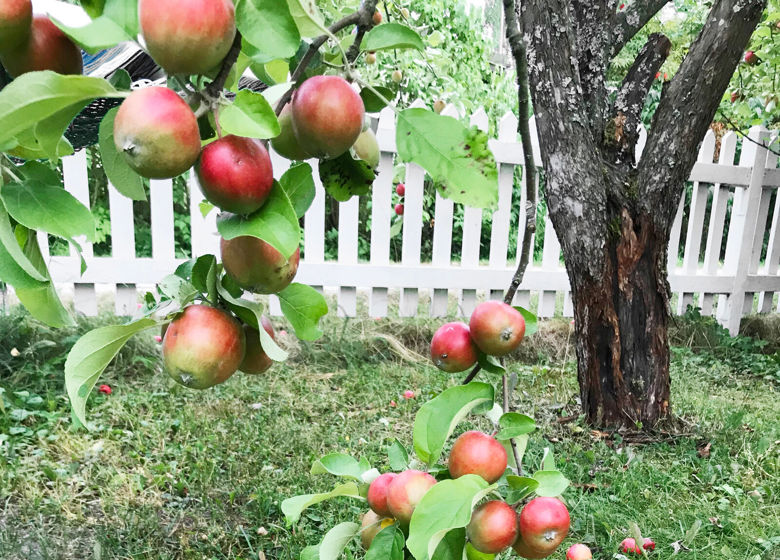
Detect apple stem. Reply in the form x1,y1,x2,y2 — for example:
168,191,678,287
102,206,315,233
214,105,223,140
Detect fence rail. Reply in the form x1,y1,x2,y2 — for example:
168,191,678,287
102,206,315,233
20,104,780,335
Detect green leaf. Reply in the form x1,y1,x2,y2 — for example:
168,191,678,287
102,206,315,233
396,108,498,209
281,482,362,524
531,470,570,498
219,89,280,139
319,522,359,560
0,72,122,148
502,435,528,470
363,23,425,52
34,101,90,159
360,87,394,112
65,318,158,427
102,0,139,38
108,69,132,90
51,14,131,54
387,439,410,472
464,543,494,560
156,274,199,307
477,352,504,375
513,306,538,336
190,254,217,302
413,382,494,465
277,283,328,341
98,107,146,201
0,204,48,287
318,152,375,202
1,181,96,242
280,162,316,218
301,545,320,560
9,126,74,160
237,0,300,63
407,475,494,560
217,181,300,258
505,475,539,502
285,0,326,37
311,453,365,480
496,412,536,440
432,529,467,560
366,525,404,560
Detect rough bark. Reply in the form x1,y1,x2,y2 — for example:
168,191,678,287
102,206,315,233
520,0,765,428
610,0,671,58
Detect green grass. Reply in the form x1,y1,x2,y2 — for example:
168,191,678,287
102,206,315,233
0,310,778,560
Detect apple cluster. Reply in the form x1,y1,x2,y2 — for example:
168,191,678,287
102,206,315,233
0,0,82,77
430,300,526,373
362,430,571,559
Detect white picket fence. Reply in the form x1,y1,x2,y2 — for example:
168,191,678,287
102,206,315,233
22,104,780,335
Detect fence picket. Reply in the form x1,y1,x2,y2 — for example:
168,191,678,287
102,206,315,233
489,111,517,301
189,172,219,257
757,137,779,312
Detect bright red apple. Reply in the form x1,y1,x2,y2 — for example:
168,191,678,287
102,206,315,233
0,15,82,77
469,300,525,356
139,0,236,75
271,103,312,161
430,322,478,373
448,431,507,483
113,86,201,179
239,316,275,374
291,75,365,159
195,135,273,214
642,537,655,551
162,304,245,389
516,497,570,558
386,469,436,525
395,203,404,215
744,50,759,65
367,472,398,517
0,0,31,53
620,537,641,554
466,500,518,554
566,543,592,560
395,183,405,196
221,235,300,294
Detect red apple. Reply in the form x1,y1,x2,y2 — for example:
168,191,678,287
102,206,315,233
291,75,365,159
430,322,478,373
448,431,507,483
0,0,31,53
372,10,382,25
361,510,394,550
239,316,275,374
566,543,592,560
195,135,273,214
140,0,236,75
395,183,405,196
466,500,518,554
730,91,741,103
386,469,436,525
395,203,404,216
513,534,555,559
367,472,398,517
113,86,201,179
469,300,525,356
271,103,312,161
642,538,655,551
0,15,81,77
620,537,641,554
221,235,300,294
162,305,245,389
744,50,759,65
516,497,570,558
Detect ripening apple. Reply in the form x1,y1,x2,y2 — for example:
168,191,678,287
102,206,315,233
361,510,395,550
386,469,436,525
271,103,312,161
367,472,398,517
352,129,380,168
139,0,236,75
163,305,246,389
221,234,300,294
433,99,446,114
391,70,403,83
395,183,405,196
466,500,518,554
291,75,365,159
0,0,31,53
0,15,82,77
366,52,377,65
448,431,507,483
239,316,275,374
430,322,478,373
514,497,570,558
743,50,759,65
195,135,273,214
372,10,382,25
469,300,525,356
113,86,201,179
566,543,592,560
395,203,404,216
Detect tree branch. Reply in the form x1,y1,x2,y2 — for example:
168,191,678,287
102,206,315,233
611,0,671,58
572,0,614,130
610,33,671,162
637,0,766,231
204,32,243,100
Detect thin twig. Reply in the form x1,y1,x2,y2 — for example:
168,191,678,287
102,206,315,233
204,32,243,100
502,373,523,474
717,110,780,156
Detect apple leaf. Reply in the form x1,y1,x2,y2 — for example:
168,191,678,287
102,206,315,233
514,306,538,336
361,86,394,112
319,522,360,560
432,529,467,560
0,204,48,288
52,14,131,54
496,412,536,440
99,107,146,201
237,0,300,63
285,0,326,38
311,453,366,480
280,162,316,218
217,181,300,258
281,482,362,524
65,318,159,427
407,475,494,560
387,439,410,471
362,23,425,52
319,152,375,202
396,108,498,209
366,525,405,560
34,101,91,159
413,382,494,466
532,470,570,498
505,475,539,502
277,283,328,341
477,352,505,375
464,543,495,560
219,89,280,139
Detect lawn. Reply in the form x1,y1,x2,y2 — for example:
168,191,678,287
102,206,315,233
0,310,778,560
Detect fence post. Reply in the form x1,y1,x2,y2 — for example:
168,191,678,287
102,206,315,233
370,108,396,317
725,126,770,335
757,135,779,313
489,111,517,301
